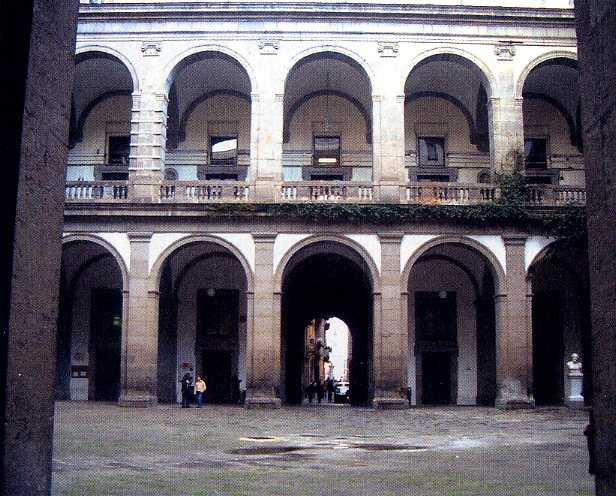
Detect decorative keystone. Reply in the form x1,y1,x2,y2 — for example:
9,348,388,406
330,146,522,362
495,42,517,61
258,38,280,55
141,42,162,57
377,41,399,57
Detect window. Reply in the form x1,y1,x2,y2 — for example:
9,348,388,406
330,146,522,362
313,136,341,167
164,168,178,181
107,135,130,166
209,136,238,166
418,137,445,167
524,138,548,169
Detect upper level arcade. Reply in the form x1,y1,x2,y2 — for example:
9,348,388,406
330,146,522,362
65,0,584,208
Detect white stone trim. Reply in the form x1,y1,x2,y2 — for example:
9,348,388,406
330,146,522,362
212,233,255,273
345,234,381,274
148,233,190,274
400,235,438,273
467,235,507,275
525,236,557,272
97,232,131,272
273,234,310,274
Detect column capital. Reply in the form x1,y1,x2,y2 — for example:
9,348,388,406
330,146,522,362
378,232,404,243
127,232,153,243
252,233,277,243
503,235,527,247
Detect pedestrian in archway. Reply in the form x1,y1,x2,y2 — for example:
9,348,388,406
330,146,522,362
326,378,335,403
180,369,194,408
194,375,207,408
306,382,315,404
316,380,324,404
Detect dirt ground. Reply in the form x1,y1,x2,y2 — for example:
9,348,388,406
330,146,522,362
52,402,594,496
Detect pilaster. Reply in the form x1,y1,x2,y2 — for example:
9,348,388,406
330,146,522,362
245,233,281,407
129,91,168,201
373,233,408,408
251,93,283,202
496,236,534,409
119,232,158,407
373,93,406,203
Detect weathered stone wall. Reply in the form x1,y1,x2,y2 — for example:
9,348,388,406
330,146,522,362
574,1,616,495
1,1,79,494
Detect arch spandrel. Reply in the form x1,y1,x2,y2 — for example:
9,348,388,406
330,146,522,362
401,235,507,296
515,50,578,99
274,234,381,295
148,234,254,294
75,45,140,93
62,233,129,291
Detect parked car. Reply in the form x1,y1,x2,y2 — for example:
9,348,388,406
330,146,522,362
334,381,350,403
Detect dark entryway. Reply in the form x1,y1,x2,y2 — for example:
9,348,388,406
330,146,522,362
202,351,232,403
90,288,122,401
415,291,457,405
422,352,452,405
197,288,239,404
533,291,565,405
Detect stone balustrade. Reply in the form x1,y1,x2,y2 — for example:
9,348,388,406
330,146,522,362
65,181,129,201
64,180,586,207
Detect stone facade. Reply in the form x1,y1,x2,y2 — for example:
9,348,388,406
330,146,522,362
58,0,589,413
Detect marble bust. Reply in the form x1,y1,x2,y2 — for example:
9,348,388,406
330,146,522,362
566,353,583,376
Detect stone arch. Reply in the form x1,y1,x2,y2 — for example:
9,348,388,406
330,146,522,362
401,235,506,296
515,50,578,99
282,45,378,95
161,45,257,96
401,46,496,98
526,238,561,277
274,234,381,295
148,234,254,294
62,234,129,291
75,45,140,93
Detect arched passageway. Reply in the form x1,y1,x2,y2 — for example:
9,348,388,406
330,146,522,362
164,51,252,181
68,51,135,181
521,57,582,184
404,54,492,183
280,242,373,405
156,241,249,404
283,52,373,182
528,240,591,406
56,239,126,401
407,241,498,406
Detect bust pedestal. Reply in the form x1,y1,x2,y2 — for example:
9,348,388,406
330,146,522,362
565,371,584,408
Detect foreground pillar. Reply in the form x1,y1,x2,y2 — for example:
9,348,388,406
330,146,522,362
245,233,281,407
119,232,158,407
575,2,616,493
496,236,534,408
373,233,407,408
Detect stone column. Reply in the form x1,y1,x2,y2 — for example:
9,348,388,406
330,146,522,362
373,93,406,203
129,91,168,201
489,51,524,174
488,96,524,174
373,233,407,408
251,93,283,201
119,232,158,407
496,236,534,408
245,233,281,407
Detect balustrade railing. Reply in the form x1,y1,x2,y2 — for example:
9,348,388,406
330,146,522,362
64,179,585,208
65,181,128,200
279,182,374,202
402,182,500,205
159,181,250,202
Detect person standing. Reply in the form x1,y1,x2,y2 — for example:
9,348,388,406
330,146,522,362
194,375,207,408
306,382,315,404
180,369,194,408
316,380,324,404
231,374,241,405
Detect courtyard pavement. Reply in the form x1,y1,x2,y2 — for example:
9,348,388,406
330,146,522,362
52,401,593,496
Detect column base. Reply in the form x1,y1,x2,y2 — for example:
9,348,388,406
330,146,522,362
565,397,585,409
495,396,535,410
373,396,408,409
377,182,401,203
118,394,157,408
244,389,281,409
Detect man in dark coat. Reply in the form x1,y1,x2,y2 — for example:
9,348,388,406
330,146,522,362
180,369,194,408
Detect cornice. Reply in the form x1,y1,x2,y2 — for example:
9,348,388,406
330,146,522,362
78,3,575,26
